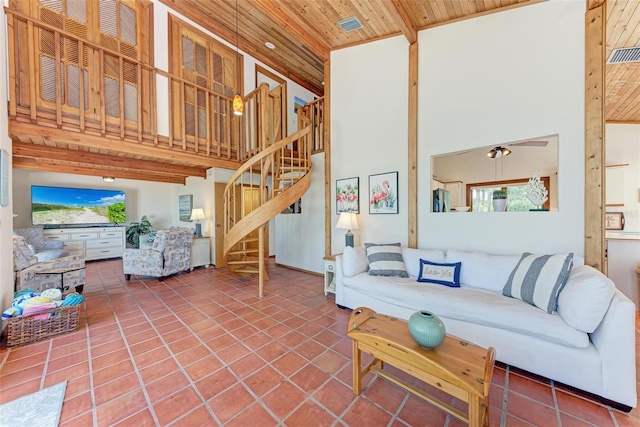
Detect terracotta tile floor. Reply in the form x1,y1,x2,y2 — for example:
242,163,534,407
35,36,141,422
1,259,639,426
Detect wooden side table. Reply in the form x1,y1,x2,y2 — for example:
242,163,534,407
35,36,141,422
347,307,495,427
323,255,337,295
190,237,211,270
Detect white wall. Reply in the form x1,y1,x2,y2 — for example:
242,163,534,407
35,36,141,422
417,0,585,255
331,35,410,253
606,124,640,232
331,0,585,256
275,153,325,273
1,5,14,311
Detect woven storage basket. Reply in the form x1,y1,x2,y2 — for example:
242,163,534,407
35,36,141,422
6,304,81,347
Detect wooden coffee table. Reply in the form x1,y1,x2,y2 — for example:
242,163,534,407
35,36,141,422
347,307,495,427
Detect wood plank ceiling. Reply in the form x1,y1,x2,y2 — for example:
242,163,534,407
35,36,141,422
606,0,640,123
11,0,640,183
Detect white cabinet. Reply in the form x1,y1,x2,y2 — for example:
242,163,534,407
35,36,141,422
190,237,211,270
323,255,337,295
44,226,125,261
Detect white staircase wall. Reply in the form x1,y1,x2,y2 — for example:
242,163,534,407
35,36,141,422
275,153,325,274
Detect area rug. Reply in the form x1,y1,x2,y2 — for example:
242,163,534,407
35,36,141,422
0,381,66,427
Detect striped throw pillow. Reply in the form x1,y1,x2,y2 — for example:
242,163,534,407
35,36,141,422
503,252,574,314
365,243,409,278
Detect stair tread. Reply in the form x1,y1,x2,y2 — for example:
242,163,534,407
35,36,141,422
234,268,260,274
227,260,260,264
228,249,260,255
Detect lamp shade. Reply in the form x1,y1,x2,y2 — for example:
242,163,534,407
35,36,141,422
190,208,206,221
336,212,359,230
233,93,244,116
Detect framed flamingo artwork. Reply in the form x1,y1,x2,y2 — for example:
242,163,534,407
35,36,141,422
336,177,359,214
369,171,398,214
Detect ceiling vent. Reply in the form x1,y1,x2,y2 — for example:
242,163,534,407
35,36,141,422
338,16,362,32
607,47,640,64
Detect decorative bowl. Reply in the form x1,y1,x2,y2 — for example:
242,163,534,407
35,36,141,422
452,206,470,212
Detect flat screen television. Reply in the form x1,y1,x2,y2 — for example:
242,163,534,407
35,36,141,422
31,185,126,226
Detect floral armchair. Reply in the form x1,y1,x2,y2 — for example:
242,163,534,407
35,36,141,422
123,229,193,280
13,235,85,293
13,227,68,261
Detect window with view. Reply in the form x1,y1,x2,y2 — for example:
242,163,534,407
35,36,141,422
469,177,551,212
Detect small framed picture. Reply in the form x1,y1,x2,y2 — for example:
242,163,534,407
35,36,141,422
179,194,193,222
369,171,398,214
605,212,625,230
336,177,359,214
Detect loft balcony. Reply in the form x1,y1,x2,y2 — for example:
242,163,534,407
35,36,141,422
6,8,247,184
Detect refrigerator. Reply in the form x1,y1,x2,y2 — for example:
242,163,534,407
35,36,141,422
433,188,451,213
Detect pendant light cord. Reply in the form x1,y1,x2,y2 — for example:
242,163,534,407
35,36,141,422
236,0,239,89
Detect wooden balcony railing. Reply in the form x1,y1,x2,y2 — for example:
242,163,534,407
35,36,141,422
5,8,242,162
298,97,324,153
5,8,324,165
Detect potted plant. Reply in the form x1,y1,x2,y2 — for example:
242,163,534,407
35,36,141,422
126,215,153,248
492,189,507,212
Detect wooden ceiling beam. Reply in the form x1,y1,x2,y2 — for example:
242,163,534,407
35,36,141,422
158,0,324,96
12,144,207,177
588,0,605,11
13,158,187,184
385,0,418,44
251,0,330,61
9,120,243,170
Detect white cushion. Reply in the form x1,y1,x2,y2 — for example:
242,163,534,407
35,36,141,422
557,265,615,333
342,273,589,348
504,252,574,314
445,249,521,293
402,247,446,277
365,243,408,278
342,246,368,278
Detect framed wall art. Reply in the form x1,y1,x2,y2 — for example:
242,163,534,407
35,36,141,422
179,194,193,222
605,212,625,230
336,177,359,214
369,171,398,214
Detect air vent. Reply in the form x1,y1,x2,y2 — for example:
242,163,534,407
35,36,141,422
338,16,362,32
607,47,640,64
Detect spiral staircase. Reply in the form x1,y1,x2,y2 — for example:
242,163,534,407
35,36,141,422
223,85,323,298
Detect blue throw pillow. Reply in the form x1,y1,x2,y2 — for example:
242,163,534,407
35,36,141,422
417,259,461,287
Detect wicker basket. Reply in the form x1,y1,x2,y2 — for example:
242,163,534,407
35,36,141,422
6,304,81,347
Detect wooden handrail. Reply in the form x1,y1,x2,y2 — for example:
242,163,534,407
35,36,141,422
223,126,311,195
298,97,325,153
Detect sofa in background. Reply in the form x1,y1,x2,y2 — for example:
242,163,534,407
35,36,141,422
12,235,85,293
335,245,637,409
123,228,193,280
13,227,69,261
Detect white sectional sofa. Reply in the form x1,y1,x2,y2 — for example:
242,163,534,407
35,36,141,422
335,246,637,409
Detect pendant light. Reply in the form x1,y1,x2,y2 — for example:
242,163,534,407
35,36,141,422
232,0,244,116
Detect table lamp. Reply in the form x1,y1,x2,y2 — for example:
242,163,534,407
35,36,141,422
190,208,206,237
336,212,359,247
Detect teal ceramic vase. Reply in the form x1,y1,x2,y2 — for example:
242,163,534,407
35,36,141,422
408,310,446,349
